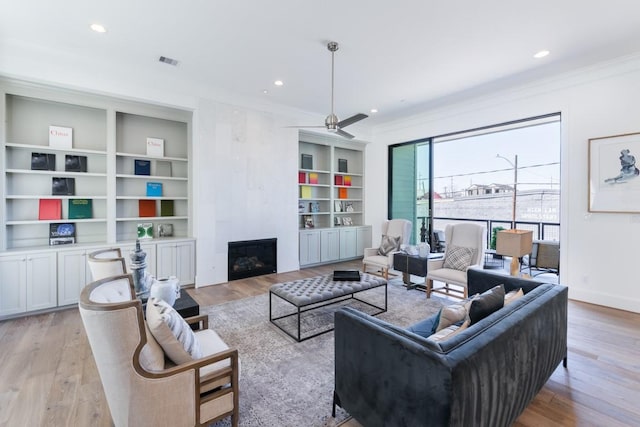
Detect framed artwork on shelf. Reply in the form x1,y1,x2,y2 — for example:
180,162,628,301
334,200,343,212
309,201,320,213
588,131,640,212
338,158,348,173
301,153,313,170
344,202,354,212
298,201,306,213
334,216,342,226
342,217,353,226
303,215,314,228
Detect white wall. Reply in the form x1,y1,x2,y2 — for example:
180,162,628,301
368,53,640,313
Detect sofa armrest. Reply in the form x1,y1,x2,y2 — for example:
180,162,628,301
467,268,545,295
427,258,444,270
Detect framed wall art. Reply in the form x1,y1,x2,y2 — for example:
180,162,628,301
588,132,640,212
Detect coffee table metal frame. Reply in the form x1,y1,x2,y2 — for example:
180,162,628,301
269,279,387,342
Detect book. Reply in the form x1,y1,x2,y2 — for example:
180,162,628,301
49,222,76,245
49,126,72,149
68,199,92,219
298,201,306,213
309,201,320,213
146,182,163,197
160,200,174,216
146,137,164,157
157,223,174,237
303,215,314,228
300,185,312,199
301,153,313,170
345,202,354,212
137,222,154,239
31,153,56,171
334,216,342,226
39,199,62,220
334,201,343,212
52,177,75,195
156,160,172,177
338,187,348,199
334,175,343,185
344,175,352,186
65,155,87,172
338,158,348,173
139,200,156,217
342,216,353,226
134,159,151,175
308,173,318,184
298,172,306,184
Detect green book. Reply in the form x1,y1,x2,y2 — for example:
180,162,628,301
68,199,92,219
160,199,174,216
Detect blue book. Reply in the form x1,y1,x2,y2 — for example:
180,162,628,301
146,182,163,197
134,159,151,175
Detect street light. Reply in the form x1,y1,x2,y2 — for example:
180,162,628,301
496,154,518,228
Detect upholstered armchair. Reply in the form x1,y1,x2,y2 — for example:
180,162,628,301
362,219,412,280
79,274,239,427
87,248,127,280
425,223,486,299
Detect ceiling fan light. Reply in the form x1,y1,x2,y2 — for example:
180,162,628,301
533,50,550,59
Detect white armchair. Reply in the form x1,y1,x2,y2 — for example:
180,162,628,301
362,219,412,280
79,274,239,426
426,223,486,299
87,248,127,280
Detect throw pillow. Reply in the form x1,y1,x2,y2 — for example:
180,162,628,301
427,319,471,342
139,323,165,372
407,312,440,338
435,303,468,332
378,234,401,256
504,288,524,305
146,297,202,364
468,284,505,325
443,245,477,271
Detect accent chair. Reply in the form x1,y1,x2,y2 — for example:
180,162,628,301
87,247,127,280
362,219,412,280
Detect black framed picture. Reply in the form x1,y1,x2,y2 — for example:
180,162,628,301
301,153,313,170
65,155,87,172
31,152,56,171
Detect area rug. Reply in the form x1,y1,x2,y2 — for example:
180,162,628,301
203,277,446,427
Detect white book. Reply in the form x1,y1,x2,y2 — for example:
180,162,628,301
49,126,73,149
146,137,164,157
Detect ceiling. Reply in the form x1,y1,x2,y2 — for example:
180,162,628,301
3,0,640,126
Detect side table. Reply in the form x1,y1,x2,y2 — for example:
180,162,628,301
393,252,444,290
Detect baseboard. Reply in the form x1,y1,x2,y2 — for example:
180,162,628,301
569,288,640,314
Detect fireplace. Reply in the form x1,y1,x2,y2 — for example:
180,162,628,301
228,238,277,281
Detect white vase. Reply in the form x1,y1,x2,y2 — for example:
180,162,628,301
150,276,180,306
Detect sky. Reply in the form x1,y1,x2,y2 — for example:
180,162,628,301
417,121,561,197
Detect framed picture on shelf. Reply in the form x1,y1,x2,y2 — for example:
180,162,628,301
338,158,348,173
345,202,354,212
334,200,343,212
342,216,353,226
298,201,306,213
303,215,314,228
301,153,313,170
588,131,640,212
309,201,320,212
334,216,342,226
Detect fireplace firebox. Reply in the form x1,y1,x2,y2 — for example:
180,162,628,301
228,238,277,281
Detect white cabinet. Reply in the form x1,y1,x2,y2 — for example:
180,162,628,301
339,228,357,259
57,248,95,306
118,241,157,278
0,251,56,316
299,230,321,266
356,225,372,256
156,240,195,286
320,229,340,263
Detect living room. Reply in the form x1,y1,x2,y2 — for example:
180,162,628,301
2,1,640,426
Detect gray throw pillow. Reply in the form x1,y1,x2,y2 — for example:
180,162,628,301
378,235,401,256
468,284,505,325
443,245,476,271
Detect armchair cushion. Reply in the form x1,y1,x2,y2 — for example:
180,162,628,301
146,297,202,364
443,245,476,271
378,235,401,256
468,285,505,325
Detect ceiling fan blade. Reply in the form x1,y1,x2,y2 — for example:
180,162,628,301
337,113,368,128
284,125,326,128
335,128,355,139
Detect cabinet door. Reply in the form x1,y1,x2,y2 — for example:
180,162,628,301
118,242,157,278
321,230,340,262
339,228,358,259
26,252,57,311
356,226,373,256
57,249,91,306
0,255,27,316
299,231,321,266
156,241,195,285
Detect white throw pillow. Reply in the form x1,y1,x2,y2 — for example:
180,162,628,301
146,297,202,364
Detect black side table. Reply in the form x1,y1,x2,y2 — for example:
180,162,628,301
393,252,444,290
174,291,200,318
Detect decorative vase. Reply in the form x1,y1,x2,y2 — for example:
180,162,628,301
150,276,181,306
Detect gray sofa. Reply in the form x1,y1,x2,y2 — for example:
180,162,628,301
333,269,568,427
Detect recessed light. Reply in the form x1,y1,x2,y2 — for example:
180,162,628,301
533,50,550,59
263,89,269,94
370,109,378,113
90,23,106,33
274,80,284,87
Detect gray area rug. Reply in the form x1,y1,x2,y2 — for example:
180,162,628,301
203,277,446,427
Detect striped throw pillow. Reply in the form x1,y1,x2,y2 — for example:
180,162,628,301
146,297,202,364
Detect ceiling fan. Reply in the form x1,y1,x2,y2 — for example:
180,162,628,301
292,41,368,139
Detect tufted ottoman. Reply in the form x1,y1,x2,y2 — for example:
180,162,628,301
269,273,387,342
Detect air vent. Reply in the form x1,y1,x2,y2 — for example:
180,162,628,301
159,56,179,66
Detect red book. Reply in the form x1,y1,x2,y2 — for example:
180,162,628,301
39,199,62,220
335,175,343,185
339,188,348,199
298,172,306,183
139,200,156,217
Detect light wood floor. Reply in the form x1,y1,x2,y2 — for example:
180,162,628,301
0,261,638,426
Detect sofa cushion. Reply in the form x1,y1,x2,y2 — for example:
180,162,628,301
443,245,476,271
505,288,524,305
468,284,505,325
427,318,470,342
407,312,440,338
435,303,468,332
378,234,401,256
146,297,202,364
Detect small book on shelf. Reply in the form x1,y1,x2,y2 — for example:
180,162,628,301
308,173,319,184
68,199,92,219
134,159,151,175
137,222,154,239
298,172,307,184
344,175,352,186
146,182,163,197
160,200,174,216
49,223,76,245
64,155,87,172
301,153,313,170
338,158,348,173
334,175,343,185
338,187,348,199
52,177,75,195
139,200,156,217
39,199,62,220
146,137,164,157
49,126,73,149
300,185,312,199
31,153,56,171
